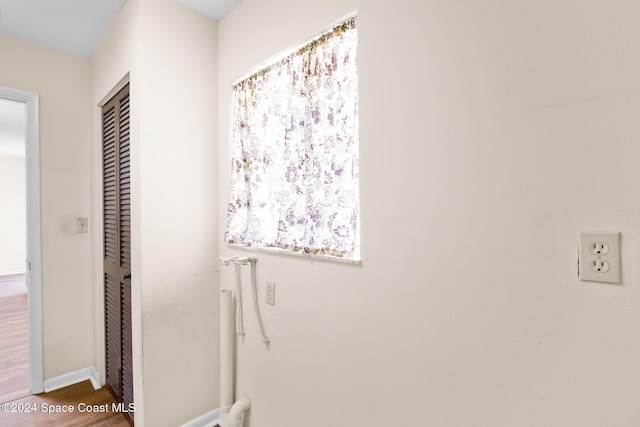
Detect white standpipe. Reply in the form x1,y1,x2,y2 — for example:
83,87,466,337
227,395,251,427
220,289,251,427
220,289,234,416
233,263,245,335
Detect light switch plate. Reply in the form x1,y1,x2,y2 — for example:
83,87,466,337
75,217,89,233
579,231,621,284
265,281,275,306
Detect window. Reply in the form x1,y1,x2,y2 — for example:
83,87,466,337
225,17,359,261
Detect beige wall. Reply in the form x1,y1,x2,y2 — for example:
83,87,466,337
91,0,219,425
0,36,93,379
218,1,640,426
0,156,26,273
4,1,640,425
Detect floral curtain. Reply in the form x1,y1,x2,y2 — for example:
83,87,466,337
226,18,359,258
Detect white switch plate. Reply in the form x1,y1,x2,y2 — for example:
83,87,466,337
579,231,621,284
75,217,89,233
265,281,275,306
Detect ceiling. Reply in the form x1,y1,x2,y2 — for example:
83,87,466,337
0,0,239,58
177,0,240,21
0,0,239,157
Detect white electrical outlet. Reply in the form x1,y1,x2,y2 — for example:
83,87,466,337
591,259,610,273
579,231,621,284
588,241,609,255
265,281,275,306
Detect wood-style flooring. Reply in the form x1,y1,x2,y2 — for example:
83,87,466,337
0,274,131,426
0,380,131,427
0,274,29,403
0,274,220,426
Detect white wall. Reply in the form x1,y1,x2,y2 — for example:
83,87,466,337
136,1,218,425
218,1,640,426
0,35,94,380
0,156,26,273
91,0,219,425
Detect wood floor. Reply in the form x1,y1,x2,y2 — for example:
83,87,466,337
0,380,132,426
0,275,131,426
0,274,29,402
0,274,220,426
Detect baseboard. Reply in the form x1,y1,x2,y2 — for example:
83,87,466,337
180,408,222,427
0,269,26,276
43,366,101,393
44,369,221,427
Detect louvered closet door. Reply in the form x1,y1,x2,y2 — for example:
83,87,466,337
102,83,133,424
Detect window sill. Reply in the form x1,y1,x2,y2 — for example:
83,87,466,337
227,243,361,265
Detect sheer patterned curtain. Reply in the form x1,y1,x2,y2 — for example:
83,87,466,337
226,17,359,258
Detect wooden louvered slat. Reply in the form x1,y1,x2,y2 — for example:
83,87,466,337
104,104,118,265
103,95,120,397
118,93,133,423
121,279,133,411
119,94,131,272
105,274,121,395
103,84,133,425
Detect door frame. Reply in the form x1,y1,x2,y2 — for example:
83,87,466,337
0,86,43,394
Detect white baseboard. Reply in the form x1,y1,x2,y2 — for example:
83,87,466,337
0,269,26,276
43,366,101,393
180,408,222,427
44,368,222,427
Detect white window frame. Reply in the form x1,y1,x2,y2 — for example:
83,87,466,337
225,16,360,263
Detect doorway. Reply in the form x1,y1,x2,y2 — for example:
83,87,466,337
0,87,43,395
0,98,28,401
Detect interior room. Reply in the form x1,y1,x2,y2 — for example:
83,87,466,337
0,96,30,403
1,0,639,426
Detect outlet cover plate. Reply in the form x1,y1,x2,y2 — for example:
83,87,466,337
579,231,621,284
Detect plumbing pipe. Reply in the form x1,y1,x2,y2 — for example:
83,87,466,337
220,289,234,416
221,290,252,427
219,255,259,336
249,261,269,343
227,395,251,427
218,255,256,266
234,263,245,335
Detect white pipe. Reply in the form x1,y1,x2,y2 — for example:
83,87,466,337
227,395,251,427
234,263,245,335
219,256,258,337
250,262,269,343
220,289,234,416
218,255,256,266
221,289,252,427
